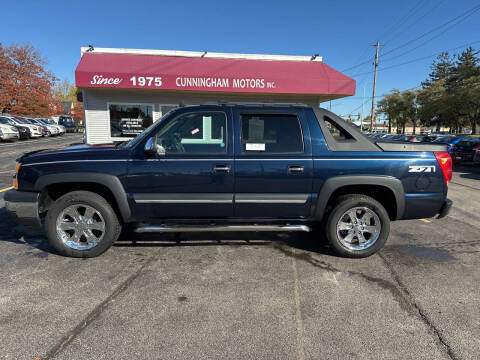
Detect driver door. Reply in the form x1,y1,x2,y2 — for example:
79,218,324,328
126,108,234,220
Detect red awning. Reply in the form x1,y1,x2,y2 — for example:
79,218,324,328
75,52,355,96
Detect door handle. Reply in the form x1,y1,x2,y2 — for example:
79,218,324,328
287,165,304,174
213,165,231,173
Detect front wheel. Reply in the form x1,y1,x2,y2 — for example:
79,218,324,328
325,194,390,258
45,191,122,257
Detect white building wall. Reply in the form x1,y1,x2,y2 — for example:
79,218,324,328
82,88,324,144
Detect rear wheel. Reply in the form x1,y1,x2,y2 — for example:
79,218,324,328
325,194,390,258
45,191,122,258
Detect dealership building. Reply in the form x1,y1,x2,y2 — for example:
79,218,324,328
75,47,355,144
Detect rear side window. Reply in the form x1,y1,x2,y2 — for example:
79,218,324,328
324,116,354,141
240,114,304,153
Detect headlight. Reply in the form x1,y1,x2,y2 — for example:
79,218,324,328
0,129,3,136
14,162,21,190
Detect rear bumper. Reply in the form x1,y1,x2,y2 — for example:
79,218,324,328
437,199,453,219
4,190,42,229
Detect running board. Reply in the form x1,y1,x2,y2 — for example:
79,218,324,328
134,224,311,233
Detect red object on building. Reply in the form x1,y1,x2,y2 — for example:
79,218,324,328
75,52,355,97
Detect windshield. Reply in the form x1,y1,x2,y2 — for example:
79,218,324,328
0,117,14,125
433,136,456,144
22,118,33,124
60,117,74,123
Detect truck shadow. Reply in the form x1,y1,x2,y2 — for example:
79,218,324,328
114,230,334,255
0,207,333,256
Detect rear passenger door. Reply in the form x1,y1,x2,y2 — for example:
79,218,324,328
233,108,313,218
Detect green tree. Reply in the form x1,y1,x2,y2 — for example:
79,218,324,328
377,89,418,134
376,89,402,133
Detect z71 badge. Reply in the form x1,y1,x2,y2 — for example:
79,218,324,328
408,165,436,173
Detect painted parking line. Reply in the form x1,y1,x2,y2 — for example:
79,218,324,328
419,218,432,223
0,186,14,193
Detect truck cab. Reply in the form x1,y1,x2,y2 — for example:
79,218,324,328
5,104,453,258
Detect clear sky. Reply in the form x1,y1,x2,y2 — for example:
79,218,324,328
2,0,480,118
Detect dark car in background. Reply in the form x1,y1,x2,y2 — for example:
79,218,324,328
58,116,76,132
433,135,464,153
450,137,480,164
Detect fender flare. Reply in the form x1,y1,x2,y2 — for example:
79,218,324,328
314,175,405,221
34,173,131,221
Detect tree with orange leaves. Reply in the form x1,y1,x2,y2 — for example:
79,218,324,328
0,43,59,117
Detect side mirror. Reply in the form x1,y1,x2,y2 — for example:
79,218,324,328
144,138,158,155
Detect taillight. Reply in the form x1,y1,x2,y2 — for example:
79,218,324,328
473,145,480,152
434,152,452,185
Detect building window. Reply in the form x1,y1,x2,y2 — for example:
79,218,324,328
156,112,227,153
241,114,304,153
109,104,153,138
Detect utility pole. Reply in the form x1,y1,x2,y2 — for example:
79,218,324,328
361,84,365,130
370,41,382,132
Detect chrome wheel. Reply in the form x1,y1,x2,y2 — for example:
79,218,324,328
336,206,381,251
56,204,105,250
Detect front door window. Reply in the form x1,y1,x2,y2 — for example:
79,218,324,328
156,111,227,153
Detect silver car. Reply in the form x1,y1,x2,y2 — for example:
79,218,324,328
0,123,20,141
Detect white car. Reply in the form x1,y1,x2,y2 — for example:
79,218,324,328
0,123,19,141
35,118,59,136
10,117,42,138
42,118,65,135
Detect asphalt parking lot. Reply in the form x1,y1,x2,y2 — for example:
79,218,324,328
0,136,479,360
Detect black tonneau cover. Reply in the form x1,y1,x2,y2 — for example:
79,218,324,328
376,142,447,152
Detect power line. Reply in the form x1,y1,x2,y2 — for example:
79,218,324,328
349,40,480,77
383,0,447,46
345,85,422,115
379,14,480,63
341,3,480,74
382,0,431,44
380,3,480,58
342,0,432,73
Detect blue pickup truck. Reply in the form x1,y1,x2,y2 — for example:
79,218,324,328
5,104,453,258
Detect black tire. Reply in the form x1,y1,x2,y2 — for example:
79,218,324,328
45,191,122,258
325,194,390,258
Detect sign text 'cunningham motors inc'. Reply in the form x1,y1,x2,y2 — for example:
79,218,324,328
89,74,276,90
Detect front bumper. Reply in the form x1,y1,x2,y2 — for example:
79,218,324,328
18,130,29,139
437,199,453,219
4,190,42,229
1,132,19,141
